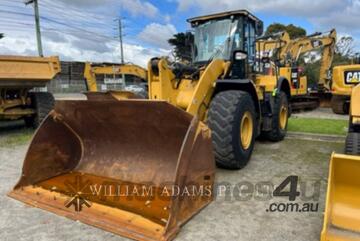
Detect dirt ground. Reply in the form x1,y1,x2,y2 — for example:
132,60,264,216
0,120,343,241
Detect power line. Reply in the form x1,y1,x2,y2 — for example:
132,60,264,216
0,9,116,42
0,1,132,54
0,9,34,17
40,0,106,21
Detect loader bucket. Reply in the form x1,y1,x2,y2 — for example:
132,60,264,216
8,100,215,241
84,91,144,101
321,153,360,241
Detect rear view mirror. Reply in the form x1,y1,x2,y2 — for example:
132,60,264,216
234,51,248,60
256,21,264,36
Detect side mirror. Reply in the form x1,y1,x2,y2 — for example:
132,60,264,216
185,31,194,47
256,21,264,36
234,51,248,61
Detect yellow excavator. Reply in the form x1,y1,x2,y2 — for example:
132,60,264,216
256,29,337,110
83,62,148,100
321,83,360,240
10,10,304,241
0,55,60,127
331,62,360,114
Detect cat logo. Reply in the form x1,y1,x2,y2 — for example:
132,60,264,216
345,71,360,84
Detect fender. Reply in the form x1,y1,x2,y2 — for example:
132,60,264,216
276,77,291,98
214,79,260,115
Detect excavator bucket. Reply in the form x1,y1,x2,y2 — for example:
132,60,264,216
8,100,215,241
321,153,360,241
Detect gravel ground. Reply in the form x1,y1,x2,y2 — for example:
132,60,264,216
0,123,344,241
293,107,347,120
54,93,87,100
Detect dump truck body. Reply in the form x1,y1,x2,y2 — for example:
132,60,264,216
0,55,60,87
0,55,60,126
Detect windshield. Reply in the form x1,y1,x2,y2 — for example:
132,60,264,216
193,19,239,63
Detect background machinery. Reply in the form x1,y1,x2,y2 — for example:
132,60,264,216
10,10,294,241
256,29,337,110
0,55,60,128
321,84,360,240
331,63,360,114
84,62,148,100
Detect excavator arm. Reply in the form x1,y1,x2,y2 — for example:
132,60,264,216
286,29,336,90
84,62,147,92
256,29,337,91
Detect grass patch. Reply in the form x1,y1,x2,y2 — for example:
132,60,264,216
0,129,34,146
288,117,348,136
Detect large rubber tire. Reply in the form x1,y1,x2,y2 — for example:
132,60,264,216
345,132,360,155
208,90,257,169
264,91,289,142
331,95,349,115
24,92,55,129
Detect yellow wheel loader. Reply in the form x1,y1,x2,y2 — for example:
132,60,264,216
321,84,360,240
0,55,60,127
331,64,360,114
84,62,148,100
9,10,292,241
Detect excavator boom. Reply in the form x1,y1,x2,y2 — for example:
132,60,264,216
256,29,337,91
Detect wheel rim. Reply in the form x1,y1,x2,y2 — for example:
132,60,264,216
279,105,288,130
240,111,253,150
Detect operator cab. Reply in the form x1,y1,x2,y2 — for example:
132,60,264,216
188,10,263,76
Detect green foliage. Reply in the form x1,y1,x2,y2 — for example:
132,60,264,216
168,32,194,62
0,129,34,146
302,54,352,88
332,53,352,66
288,117,347,136
303,62,320,88
0,33,4,39
266,23,306,39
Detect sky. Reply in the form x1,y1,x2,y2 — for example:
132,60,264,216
0,0,359,67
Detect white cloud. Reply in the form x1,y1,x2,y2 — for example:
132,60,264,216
0,32,167,67
58,0,159,18
138,23,177,49
176,0,359,33
0,0,169,66
120,0,159,18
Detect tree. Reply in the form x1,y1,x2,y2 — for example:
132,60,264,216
335,36,356,58
0,33,4,39
168,32,194,62
266,23,306,39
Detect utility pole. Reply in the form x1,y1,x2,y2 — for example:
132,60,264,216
25,0,43,56
115,18,125,64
